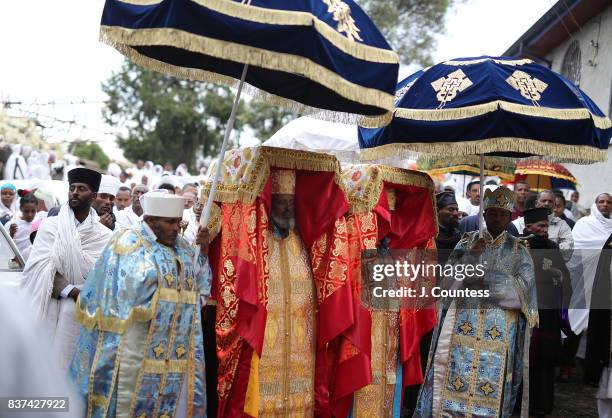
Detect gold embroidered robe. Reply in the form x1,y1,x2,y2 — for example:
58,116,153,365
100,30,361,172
257,229,317,416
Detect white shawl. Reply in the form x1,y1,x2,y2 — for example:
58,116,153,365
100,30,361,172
0,198,18,221
568,204,612,334
20,205,112,319
20,205,112,371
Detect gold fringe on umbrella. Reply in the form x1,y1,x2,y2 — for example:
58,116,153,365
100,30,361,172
100,26,395,126
189,0,399,64
114,0,399,63
390,100,612,129
359,137,608,164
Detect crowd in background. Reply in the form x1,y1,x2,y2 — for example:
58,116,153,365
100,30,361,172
1,145,207,264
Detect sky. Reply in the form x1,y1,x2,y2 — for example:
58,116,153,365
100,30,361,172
0,0,553,161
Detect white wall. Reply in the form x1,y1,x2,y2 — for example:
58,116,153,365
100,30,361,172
545,4,612,205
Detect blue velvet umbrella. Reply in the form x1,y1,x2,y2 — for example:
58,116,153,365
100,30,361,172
359,56,611,163
360,55,611,232
100,0,398,120
101,0,399,223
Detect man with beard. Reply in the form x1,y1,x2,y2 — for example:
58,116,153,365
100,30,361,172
115,184,148,229
435,191,461,265
513,181,530,220
521,208,571,417
254,169,318,416
70,190,212,417
20,168,113,372
459,185,520,236
415,186,537,418
92,174,120,230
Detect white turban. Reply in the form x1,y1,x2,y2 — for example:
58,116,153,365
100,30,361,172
141,190,185,218
98,174,121,196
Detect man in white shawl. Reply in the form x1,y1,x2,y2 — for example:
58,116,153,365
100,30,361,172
568,193,612,335
20,167,113,372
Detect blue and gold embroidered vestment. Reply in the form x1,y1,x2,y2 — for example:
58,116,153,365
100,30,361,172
415,231,537,418
70,222,211,418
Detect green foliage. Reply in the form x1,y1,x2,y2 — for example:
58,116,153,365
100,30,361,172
360,0,459,66
102,61,295,170
70,142,110,170
102,61,241,170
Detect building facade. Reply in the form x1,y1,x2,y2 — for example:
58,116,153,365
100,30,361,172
505,0,612,205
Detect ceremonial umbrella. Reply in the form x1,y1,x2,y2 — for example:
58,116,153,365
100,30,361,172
416,155,515,182
359,56,612,229
514,160,577,191
100,0,399,224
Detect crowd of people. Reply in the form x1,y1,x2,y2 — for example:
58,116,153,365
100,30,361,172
1,148,207,265
2,153,612,417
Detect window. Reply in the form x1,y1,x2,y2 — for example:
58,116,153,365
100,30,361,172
561,40,581,86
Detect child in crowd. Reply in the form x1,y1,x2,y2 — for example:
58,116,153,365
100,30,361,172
5,191,38,260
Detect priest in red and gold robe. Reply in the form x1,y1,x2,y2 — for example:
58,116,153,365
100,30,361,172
206,147,355,417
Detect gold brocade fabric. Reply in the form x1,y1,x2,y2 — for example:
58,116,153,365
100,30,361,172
258,229,317,417
353,311,399,418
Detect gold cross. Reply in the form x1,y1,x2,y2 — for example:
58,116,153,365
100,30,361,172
153,344,164,358
480,382,495,396
322,0,363,41
176,345,186,359
186,276,194,290
452,376,465,391
431,69,473,105
506,70,548,102
495,194,508,207
459,321,473,335
160,413,170,418
487,326,502,340
165,273,174,287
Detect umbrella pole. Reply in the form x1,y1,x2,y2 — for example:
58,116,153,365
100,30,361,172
201,64,249,227
478,154,485,236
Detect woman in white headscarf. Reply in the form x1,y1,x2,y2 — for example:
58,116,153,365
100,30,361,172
3,144,29,180
569,193,612,335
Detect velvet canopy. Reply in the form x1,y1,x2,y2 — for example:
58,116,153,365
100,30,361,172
359,56,612,162
100,0,399,123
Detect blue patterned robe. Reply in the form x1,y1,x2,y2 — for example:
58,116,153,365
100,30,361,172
415,231,537,418
69,221,211,418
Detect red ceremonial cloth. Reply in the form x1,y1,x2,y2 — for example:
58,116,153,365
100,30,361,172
210,169,353,417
